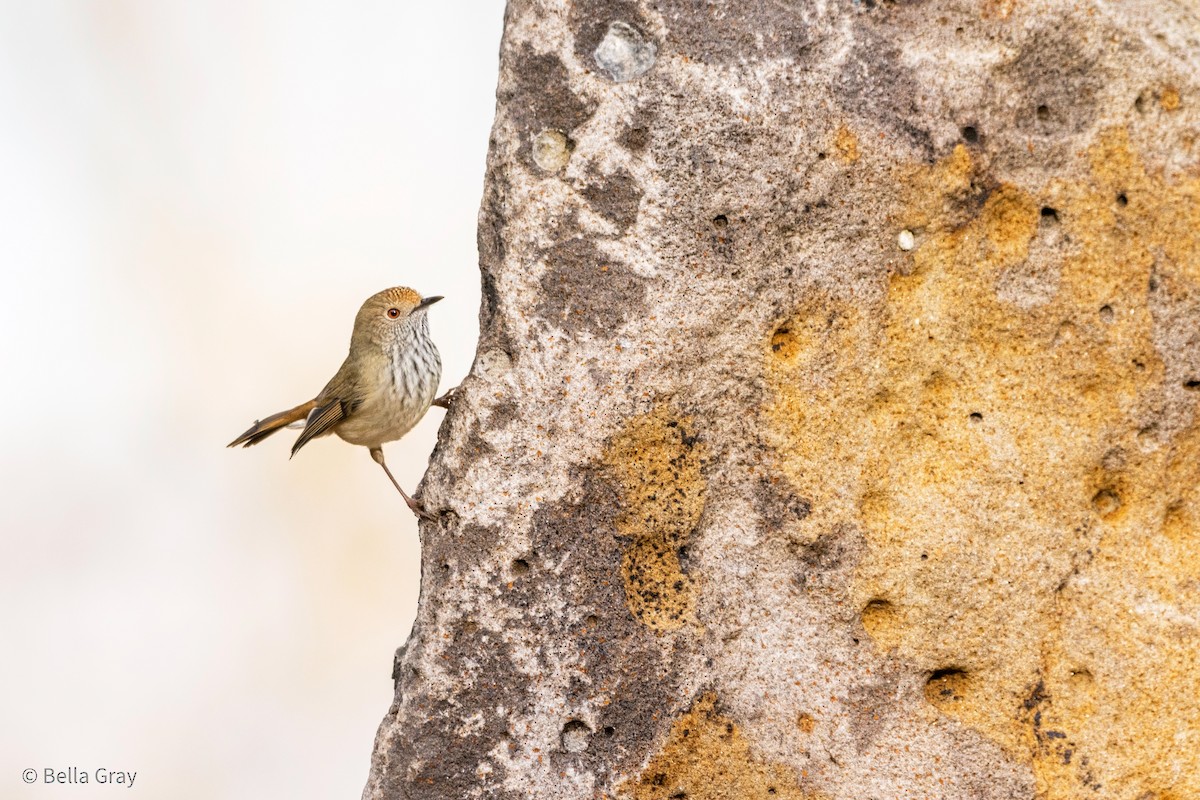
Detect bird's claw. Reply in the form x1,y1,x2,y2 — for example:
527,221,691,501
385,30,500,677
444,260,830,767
406,497,438,522
431,386,460,409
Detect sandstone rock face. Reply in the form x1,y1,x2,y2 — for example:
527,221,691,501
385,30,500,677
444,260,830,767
363,0,1200,797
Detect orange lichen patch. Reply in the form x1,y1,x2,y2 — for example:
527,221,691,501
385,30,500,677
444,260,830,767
765,129,1200,797
796,712,816,734
833,125,859,164
1161,86,1181,112
764,293,881,535
627,694,813,800
982,0,1017,19
603,404,706,632
1031,412,1200,798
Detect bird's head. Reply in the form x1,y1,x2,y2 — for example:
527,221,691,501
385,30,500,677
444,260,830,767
352,286,442,348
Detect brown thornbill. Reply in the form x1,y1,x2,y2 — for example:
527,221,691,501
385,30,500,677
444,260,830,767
228,287,443,519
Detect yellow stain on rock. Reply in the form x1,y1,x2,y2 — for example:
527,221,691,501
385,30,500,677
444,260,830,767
765,130,1200,797
833,125,860,164
1160,86,1181,112
627,694,814,800
604,403,706,632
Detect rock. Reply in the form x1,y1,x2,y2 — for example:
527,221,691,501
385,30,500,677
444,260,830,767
363,0,1200,798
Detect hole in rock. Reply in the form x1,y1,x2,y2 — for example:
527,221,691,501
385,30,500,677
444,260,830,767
925,667,969,704
1092,489,1121,517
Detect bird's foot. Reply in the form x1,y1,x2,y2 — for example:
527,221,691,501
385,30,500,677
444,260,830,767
431,386,461,409
405,495,438,522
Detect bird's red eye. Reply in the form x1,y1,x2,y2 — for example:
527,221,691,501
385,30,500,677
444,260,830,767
386,308,401,319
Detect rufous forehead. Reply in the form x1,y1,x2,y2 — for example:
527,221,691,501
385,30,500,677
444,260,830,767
367,286,422,308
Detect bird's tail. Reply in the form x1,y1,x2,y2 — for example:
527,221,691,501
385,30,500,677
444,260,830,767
227,400,317,448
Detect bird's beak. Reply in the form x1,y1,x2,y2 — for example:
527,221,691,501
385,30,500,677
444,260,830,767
415,295,443,311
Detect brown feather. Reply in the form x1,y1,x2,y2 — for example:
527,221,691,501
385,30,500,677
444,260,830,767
290,398,347,457
227,399,318,448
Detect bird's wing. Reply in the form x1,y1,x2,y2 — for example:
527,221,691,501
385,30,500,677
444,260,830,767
291,398,347,457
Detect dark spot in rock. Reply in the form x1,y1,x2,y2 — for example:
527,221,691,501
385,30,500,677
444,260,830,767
1184,379,1200,390
1099,305,1114,323
1135,91,1149,113
379,523,527,798
512,558,531,575
488,399,520,432
580,167,643,235
796,527,851,572
620,104,658,154
961,125,979,142
535,237,648,336
1007,27,1103,137
846,667,901,752
755,474,812,530
969,412,983,422
621,125,651,152
503,45,594,168
657,0,813,63
834,25,932,154
1023,679,1048,710
712,214,729,229
527,472,689,780
1040,206,1059,223
1117,192,1128,206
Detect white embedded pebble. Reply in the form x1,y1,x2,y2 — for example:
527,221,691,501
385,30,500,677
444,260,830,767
898,229,915,250
532,129,572,172
594,22,657,82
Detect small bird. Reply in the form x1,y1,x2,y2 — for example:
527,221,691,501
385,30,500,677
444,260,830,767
228,287,443,519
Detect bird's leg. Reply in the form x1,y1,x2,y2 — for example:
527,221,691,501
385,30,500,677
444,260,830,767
370,447,435,521
431,386,460,409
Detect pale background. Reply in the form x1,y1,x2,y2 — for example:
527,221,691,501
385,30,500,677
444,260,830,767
0,3,504,798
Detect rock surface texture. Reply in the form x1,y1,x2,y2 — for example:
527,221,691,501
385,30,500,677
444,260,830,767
363,0,1200,797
